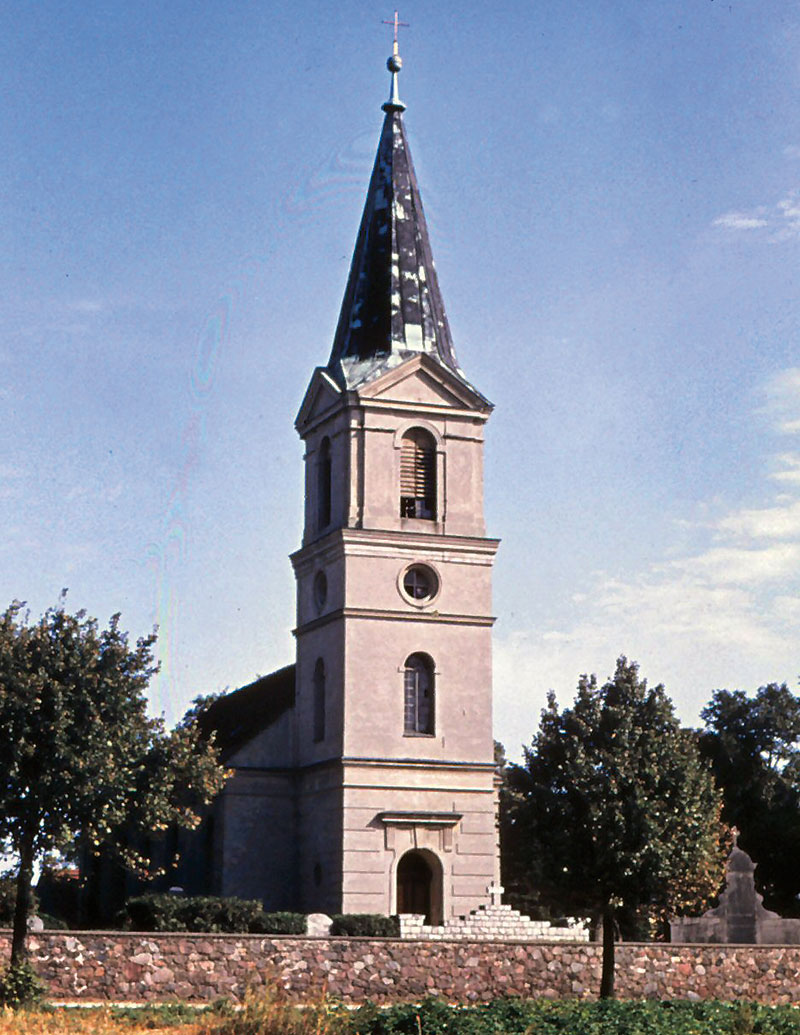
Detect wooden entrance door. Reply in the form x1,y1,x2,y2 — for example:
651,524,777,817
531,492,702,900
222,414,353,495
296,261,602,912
397,851,433,922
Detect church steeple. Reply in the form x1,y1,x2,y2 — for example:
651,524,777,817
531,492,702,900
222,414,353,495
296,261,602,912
289,34,499,923
327,44,461,390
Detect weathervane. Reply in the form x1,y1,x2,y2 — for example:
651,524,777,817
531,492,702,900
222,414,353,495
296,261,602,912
381,10,409,113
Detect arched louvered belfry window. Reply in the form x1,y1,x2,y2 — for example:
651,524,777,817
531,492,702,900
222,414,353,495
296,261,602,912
404,653,434,735
317,437,332,531
400,428,436,520
313,658,325,743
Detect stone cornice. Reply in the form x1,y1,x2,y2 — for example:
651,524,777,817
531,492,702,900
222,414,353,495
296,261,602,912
352,397,490,422
229,757,496,776
291,527,500,572
342,756,496,773
293,607,495,637
377,810,463,827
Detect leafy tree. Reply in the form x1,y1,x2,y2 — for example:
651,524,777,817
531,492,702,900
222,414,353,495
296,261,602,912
497,741,552,920
177,692,226,729
506,657,725,998
0,872,37,927
700,682,800,915
0,598,229,967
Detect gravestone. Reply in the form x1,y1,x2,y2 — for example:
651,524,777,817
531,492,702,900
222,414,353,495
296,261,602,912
305,913,332,937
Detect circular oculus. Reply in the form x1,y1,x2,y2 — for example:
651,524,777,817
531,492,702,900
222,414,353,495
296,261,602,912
401,563,439,603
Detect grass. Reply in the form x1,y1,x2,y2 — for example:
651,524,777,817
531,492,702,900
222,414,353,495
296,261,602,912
0,1005,203,1034
3,996,800,1035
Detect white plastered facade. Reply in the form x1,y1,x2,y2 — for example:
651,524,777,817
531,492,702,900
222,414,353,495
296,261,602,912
288,352,500,921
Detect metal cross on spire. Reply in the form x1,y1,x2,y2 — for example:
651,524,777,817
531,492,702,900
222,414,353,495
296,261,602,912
382,10,409,54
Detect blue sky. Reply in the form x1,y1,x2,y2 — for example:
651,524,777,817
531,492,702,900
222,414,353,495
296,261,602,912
2,1,798,757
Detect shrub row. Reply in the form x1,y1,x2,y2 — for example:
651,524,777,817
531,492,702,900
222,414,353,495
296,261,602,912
120,895,306,934
120,895,401,937
330,914,401,938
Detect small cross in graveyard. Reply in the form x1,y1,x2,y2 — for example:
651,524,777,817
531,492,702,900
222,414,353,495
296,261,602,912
383,10,409,53
487,881,504,906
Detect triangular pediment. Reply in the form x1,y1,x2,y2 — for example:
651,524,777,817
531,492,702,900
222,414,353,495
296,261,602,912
295,367,343,433
356,354,492,414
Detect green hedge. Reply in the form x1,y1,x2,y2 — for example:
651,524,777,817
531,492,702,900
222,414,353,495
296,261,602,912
121,897,405,936
329,913,401,937
250,910,306,935
120,894,305,934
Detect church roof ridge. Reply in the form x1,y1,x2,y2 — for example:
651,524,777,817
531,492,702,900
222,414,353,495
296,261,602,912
326,41,464,391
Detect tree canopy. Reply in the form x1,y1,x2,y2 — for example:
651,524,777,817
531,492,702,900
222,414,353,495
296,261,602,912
700,682,800,916
506,657,725,998
0,598,229,967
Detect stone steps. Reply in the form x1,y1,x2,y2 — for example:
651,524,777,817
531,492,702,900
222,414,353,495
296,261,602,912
399,903,589,942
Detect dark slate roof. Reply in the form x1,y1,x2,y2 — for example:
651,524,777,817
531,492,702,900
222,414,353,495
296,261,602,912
327,104,465,391
199,664,295,761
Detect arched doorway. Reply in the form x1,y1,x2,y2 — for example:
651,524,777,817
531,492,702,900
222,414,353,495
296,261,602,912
396,850,442,924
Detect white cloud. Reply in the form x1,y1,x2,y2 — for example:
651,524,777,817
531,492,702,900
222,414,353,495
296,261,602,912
778,191,800,220
773,594,800,624
771,453,800,484
713,211,768,231
763,367,800,433
493,366,800,756
676,542,800,583
712,192,800,240
774,190,800,239
494,552,798,755
716,500,800,540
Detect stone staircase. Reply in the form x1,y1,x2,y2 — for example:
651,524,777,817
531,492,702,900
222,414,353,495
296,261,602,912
399,902,589,942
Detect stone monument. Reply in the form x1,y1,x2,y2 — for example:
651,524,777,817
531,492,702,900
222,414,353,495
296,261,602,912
671,833,800,944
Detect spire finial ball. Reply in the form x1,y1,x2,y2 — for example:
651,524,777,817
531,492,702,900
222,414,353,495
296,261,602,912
387,53,402,73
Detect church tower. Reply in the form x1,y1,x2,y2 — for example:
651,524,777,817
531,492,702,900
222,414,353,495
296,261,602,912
291,42,499,922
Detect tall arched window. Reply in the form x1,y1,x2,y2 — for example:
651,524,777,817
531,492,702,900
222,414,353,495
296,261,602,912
313,658,325,743
317,437,332,530
404,653,434,735
400,428,436,520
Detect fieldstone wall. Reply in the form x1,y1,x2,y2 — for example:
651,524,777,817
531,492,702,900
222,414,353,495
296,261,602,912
2,932,800,1004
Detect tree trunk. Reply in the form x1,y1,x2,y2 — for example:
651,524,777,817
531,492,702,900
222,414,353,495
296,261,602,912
599,901,616,999
11,841,35,966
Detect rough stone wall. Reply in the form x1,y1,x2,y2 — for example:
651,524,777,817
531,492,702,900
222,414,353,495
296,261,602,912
4,932,800,1004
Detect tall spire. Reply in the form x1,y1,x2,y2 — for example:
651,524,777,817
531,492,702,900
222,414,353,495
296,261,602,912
326,35,462,390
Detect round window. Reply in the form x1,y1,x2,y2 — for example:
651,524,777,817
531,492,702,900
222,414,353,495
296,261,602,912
313,570,328,612
401,564,439,604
